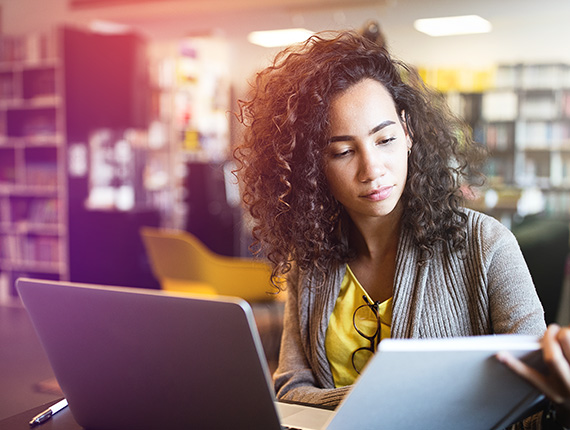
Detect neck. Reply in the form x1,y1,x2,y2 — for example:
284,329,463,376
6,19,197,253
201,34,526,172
350,204,403,261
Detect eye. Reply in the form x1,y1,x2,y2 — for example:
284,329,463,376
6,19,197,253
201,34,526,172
377,136,396,146
333,149,352,158
327,142,353,159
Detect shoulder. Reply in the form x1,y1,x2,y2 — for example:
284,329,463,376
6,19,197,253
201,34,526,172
463,207,504,228
462,208,514,241
460,208,523,263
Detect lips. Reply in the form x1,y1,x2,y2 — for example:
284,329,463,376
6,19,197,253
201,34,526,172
361,185,394,202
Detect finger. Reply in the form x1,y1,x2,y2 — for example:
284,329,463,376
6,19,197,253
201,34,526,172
557,326,570,363
496,350,567,404
543,326,570,396
496,351,549,389
541,324,560,366
554,327,570,394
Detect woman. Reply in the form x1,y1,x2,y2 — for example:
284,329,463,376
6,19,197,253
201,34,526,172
235,31,567,427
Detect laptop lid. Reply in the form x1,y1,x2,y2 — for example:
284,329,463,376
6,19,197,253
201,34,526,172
16,278,284,430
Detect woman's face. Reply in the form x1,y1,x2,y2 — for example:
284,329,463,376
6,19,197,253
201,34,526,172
324,78,412,226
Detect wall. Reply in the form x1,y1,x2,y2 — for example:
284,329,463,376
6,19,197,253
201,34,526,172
2,0,570,95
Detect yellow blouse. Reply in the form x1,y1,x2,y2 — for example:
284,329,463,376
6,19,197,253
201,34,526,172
325,265,392,387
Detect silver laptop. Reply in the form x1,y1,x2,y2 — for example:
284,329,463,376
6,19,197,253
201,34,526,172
17,278,545,430
16,278,332,430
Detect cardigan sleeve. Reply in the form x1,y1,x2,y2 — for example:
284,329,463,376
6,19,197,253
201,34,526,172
480,214,547,335
469,212,549,430
273,267,350,407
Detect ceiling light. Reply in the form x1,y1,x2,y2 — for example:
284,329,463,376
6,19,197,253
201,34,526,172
247,28,314,48
414,15,492,37
89,19,131,34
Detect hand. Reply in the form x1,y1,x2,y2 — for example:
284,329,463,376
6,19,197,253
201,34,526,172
496,324,570,427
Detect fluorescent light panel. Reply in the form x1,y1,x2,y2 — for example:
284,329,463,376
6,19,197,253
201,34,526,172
89,19,131,34
414,15,492,37
248,28,314,48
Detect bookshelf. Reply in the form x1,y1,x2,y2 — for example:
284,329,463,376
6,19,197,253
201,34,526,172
431,64,570,224
147,37,238,254
0,30,68,293
0,26,156,296
482,64,570,219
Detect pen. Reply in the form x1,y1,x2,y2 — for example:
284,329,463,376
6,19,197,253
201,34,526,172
29,398,68,427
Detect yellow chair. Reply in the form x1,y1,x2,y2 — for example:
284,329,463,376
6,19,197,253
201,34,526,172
140,227,278,302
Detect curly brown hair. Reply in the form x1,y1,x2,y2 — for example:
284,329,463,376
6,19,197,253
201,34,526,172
234,30,485,287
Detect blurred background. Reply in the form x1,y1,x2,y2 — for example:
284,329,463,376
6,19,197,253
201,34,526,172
0,0,569,318
1,0,570,421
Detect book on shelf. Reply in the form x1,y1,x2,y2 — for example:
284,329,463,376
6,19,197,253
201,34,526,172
33,236,61,263
21,110,58,137
10,197,60,226
495,64,522,89
23,67,57,99
24,32,58,64
515,121,570,150
0,235,63,272
0,160,16,184
482,91,518,122
418,67,494,92
545,191,570,215
495,63,570,90
552,154,570,187
521,63,570,89
27,198,60,225
0,236,7,260
0,233,17,261
22,235,60,264
0,31,58,64
26,162,58,188
0,70,15,99
486,123,513,152
0,35,25,63
519,94,559,120
562,92,570,118
484,158,514,184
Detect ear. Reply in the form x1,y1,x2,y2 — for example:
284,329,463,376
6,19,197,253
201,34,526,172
400,110,413,150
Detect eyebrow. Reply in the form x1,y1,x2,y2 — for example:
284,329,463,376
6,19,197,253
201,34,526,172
329,120,396,143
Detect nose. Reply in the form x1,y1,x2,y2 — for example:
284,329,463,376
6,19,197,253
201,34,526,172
357,148,385,183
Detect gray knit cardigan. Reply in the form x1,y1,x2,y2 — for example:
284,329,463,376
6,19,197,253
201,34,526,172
273,209,546,409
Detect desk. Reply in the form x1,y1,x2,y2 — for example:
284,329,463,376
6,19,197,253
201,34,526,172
0,400,81,430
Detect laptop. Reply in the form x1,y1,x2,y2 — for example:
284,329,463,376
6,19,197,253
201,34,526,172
16,277,332,430
17,278,545,430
